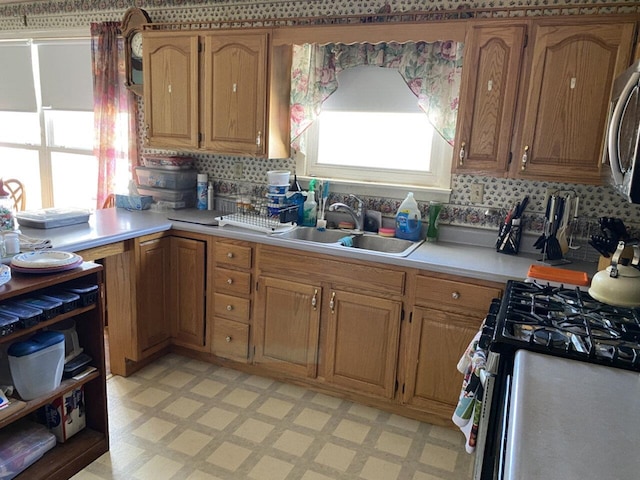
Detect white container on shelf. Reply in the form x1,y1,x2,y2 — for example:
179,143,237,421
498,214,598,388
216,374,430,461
8,331,65,400
267,170,290,186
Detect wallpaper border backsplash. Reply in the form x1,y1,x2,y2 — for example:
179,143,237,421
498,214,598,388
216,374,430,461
2,0,640,256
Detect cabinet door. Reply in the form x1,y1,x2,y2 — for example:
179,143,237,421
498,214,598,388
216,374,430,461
453,23,526,175
325,290,401,399
403,307,482,411
254,276,321,378
170,236,206,348
514,20,635,184
143,32,199,149
137,237,171,355
202,32,268,155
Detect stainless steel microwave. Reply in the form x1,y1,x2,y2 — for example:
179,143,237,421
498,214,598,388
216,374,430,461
607,60,640,203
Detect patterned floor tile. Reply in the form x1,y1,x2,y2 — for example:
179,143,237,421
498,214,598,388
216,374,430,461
75,354,474,480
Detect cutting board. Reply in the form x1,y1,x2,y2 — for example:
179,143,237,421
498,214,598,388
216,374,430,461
167,209,222,226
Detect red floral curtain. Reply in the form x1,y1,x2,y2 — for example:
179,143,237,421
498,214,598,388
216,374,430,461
91,22,138,209
290,41,463,152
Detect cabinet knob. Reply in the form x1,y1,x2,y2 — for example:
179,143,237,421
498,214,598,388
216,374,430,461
227,252,234,259
459,142,466,166
225,335,232,343
521,145,529,171
227,278,233,285
452,291,460,300
226,304,233,311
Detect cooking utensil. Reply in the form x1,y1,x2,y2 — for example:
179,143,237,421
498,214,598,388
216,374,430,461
556,196,571,255
545,196,563,260
568,196,581,250
534,197,552,250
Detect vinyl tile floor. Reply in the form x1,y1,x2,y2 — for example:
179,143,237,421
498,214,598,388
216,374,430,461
72,354,474,480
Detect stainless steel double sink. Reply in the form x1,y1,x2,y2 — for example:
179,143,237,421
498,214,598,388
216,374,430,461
275,226,423,257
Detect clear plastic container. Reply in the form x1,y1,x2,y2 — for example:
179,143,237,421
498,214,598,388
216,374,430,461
0,421,56,479
136,186,196,207
8,331,65,400
135,167,197,190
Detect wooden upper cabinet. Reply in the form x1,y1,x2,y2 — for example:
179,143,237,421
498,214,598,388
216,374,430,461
512,18,636,184
143,32,199,149
202,32,268,155
453,23,526,176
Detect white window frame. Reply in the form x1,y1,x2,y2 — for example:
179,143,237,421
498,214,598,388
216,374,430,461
294,65,453,202
0,28,97,210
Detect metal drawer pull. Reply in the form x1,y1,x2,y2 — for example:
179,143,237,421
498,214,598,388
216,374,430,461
521,145,529,171
226,305,233,311
459,142,466,166
452,291,460,300
227,278,233,285
225,336,232,343
330,291,336,314
227,252,234,259
311,289,318,311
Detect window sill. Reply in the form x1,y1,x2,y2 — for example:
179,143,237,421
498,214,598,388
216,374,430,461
298,176,451,203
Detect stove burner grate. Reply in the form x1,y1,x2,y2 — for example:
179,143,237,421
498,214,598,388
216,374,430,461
495,281,640,371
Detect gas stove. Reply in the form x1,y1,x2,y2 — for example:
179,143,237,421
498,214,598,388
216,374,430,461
488,280,640,371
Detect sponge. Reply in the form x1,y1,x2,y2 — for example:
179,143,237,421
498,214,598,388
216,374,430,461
338,236,353,247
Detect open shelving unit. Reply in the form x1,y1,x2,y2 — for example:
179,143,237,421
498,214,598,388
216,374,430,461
0,262,108,480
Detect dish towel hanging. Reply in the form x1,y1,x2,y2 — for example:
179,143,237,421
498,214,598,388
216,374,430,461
17,233,52,251
452,327,487,454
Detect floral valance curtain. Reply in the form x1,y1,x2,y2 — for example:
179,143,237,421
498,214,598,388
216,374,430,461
290,41,464,151
91,22,138,209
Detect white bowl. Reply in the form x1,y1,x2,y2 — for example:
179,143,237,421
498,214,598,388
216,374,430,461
0,264,11,287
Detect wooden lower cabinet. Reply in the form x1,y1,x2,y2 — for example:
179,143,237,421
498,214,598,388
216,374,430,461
170,236,206,349
253,276,321,377
402,274,502,417
210,239,254,363
324,289,402,399
403,307,483,411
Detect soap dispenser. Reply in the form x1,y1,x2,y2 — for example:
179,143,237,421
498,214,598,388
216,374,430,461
302,191,317,227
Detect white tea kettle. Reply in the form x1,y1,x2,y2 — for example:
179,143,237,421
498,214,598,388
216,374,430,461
589,240,640,307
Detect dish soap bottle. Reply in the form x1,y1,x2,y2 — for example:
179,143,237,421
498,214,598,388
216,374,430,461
302,191,317,227
395,192,422,241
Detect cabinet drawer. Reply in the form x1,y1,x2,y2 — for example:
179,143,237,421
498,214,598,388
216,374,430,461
415,276,501,312
215,242,252,269
214,267,251,295
214,293,250,324
212,318,249,363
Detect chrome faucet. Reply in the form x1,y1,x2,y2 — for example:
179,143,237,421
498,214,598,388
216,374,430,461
329,194,366,232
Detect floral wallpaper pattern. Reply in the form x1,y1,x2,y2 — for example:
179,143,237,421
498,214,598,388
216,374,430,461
2,0,639,257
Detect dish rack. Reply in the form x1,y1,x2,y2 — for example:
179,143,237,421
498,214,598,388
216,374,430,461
215,197,299,234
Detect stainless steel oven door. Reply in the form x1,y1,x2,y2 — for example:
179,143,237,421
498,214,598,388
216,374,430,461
473,350,514,480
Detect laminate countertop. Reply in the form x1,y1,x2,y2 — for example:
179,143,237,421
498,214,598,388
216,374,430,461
10,207,598,284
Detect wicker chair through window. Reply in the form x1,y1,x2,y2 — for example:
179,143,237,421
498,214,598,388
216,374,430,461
2,179,26,211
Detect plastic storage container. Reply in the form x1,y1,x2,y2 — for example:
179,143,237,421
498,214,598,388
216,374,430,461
39,291,80,313
63,284,99,307
135,166,198,190
395,192,422,241
142,155,195,170
0,421,56,479
0,311,19,337
15,208,91,229
136,186,196,208
15,297,62,321
8,331,65,400
0,302,43,329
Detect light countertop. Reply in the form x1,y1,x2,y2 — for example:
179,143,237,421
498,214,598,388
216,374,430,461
11,208,597,284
